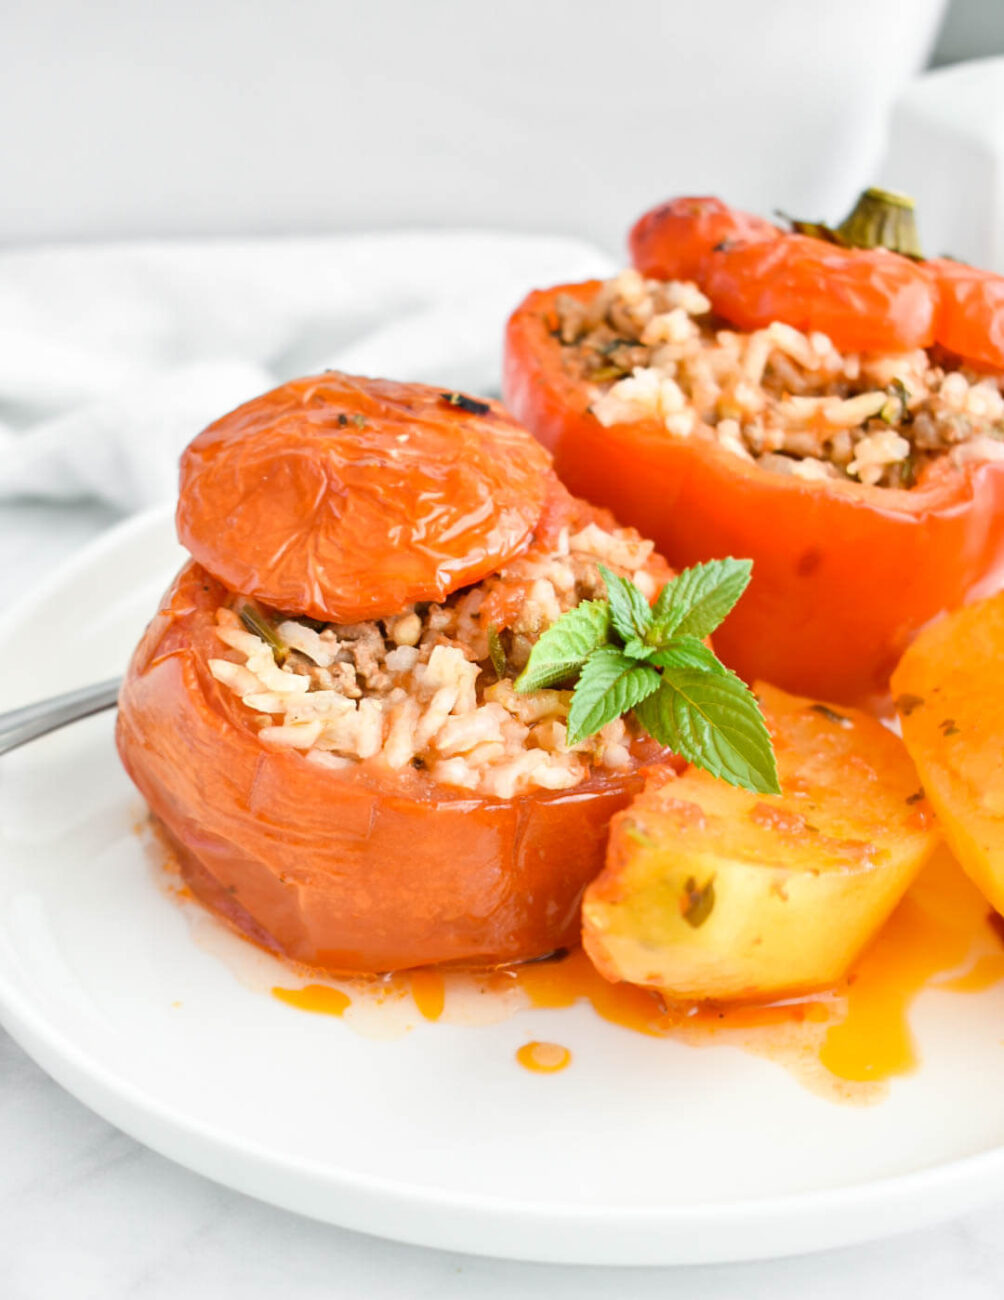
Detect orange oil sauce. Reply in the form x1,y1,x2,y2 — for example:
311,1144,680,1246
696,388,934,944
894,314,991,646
146,815,1001,1096
516,1041,572,1074
818,848,1001,1081
268,847,1004,1099
408,968,446,1022
273,984,351,1017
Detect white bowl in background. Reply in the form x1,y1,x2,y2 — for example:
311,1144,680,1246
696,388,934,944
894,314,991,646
882,57,1004,270
0,0,947,252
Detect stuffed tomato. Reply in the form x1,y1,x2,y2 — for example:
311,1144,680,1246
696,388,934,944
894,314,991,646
504,197,1004,706
117,372,672,972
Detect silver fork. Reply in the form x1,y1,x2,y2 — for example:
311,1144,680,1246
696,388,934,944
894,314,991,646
0,679,122,757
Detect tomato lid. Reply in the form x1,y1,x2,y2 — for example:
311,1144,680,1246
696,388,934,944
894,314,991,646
177,372,553,622
929,257,1004,372
629,195,779,283
704,234,937,353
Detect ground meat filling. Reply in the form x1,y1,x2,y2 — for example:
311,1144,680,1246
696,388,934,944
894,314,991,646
208,517,660,798
559,268,1004,489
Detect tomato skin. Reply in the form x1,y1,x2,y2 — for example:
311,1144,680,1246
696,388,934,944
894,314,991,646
117,561,672,973
177,372,553,625
504,282,1004,707
704,234,937,353
930,258,1004,371
629,196,938,354
629,196,779,283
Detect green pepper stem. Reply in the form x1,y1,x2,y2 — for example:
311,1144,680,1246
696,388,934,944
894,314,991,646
835,187,923,258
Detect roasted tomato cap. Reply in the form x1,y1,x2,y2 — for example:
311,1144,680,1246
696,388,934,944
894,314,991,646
177,372,553,623
929,257,1004,372
629,195,779,284
703,233,937,354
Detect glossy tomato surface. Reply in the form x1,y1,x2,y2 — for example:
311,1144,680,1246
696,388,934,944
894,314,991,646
930,258,1004,372
629,196,778,284
629,195,1004,369
117,562,670,973
629,196,938,355
177,373,553,624
504,282,1004,707
703,234,937,354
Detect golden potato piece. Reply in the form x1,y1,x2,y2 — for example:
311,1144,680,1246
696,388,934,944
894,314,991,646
892,591,1004,917
582,683,939,1002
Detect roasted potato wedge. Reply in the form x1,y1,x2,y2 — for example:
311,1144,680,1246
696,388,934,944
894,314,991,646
582,682,939,1001
892,591,1004,916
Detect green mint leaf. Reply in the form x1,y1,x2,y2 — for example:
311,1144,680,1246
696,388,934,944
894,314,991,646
566,647,661,746
635,667,780,794
621,636,657,662
514,600,611,695
598,564,652,643
651,636,728,676
634,686,681,751
513,556,778,792
650,558,752,643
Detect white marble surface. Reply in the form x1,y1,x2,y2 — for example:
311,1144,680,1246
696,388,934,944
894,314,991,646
2,500,1004,1300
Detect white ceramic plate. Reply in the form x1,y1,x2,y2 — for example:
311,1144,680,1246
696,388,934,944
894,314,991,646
1,504,1004,1267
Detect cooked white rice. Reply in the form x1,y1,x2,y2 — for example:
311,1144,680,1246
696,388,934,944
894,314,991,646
208,517,659,797
558,268,1004,489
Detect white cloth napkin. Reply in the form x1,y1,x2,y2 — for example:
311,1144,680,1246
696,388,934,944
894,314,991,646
0,231,614,513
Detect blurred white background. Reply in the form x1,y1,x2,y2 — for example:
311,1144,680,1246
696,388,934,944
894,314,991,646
0,0,956,251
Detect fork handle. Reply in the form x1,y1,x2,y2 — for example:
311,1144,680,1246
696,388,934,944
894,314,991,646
0,678,122,757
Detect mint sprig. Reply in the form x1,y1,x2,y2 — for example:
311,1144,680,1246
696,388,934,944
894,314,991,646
512,599,610,694
603,567,654,642
514,557,779,795
649,557,752,641
565,648,661,746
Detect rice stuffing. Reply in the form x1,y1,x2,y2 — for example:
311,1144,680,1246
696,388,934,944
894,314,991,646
208,517,657,796
559,268,1004,489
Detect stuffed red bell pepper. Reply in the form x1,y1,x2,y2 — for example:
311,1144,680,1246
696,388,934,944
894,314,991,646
504,191,1004,706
